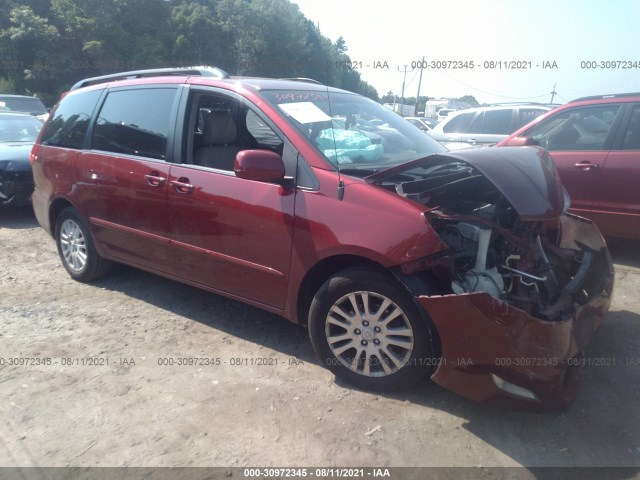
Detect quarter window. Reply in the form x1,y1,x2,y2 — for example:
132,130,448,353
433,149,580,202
40,89,102,149
92,88,177,160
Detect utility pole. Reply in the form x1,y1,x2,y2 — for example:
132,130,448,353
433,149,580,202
414,57,425,116
550,83,557,104
397,65,414,117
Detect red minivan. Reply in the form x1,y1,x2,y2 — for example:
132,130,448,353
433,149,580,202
498,92,640,239
31,67,614,411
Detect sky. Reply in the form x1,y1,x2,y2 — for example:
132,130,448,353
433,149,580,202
292,0,640,105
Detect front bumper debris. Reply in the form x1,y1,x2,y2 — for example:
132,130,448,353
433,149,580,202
416,214,614,411
0,171,34,206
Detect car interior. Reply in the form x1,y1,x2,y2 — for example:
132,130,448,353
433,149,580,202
189,94,284,171
531,107,619,151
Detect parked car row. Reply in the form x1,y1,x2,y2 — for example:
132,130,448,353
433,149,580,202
429,103,553,150
12,86,637,243
418,95,640,240
26,66,616,411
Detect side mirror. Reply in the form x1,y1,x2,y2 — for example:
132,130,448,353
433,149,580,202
503,136,537,147
234,150,287,184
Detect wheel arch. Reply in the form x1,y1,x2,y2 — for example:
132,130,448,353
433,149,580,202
300,260,444,363
295,253,443,356
306,264,441,390
390,267,443,361
49,197,75,237
296,254,385,327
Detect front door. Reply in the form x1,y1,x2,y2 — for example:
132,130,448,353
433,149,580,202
167,90,296,309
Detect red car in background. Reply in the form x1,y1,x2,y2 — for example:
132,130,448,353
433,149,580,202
31,67,614,411
498,92,640,239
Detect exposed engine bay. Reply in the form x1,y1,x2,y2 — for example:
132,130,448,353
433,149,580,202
372,152,608,322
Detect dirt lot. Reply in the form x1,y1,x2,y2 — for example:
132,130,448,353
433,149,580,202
1,206,639,473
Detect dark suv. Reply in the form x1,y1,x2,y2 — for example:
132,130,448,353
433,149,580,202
499,93,640,239
31,67,614,410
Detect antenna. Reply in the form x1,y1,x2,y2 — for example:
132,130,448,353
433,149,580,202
325,84,344,201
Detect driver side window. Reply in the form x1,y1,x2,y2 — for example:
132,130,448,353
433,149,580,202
527,105,620,151
190,93,283,171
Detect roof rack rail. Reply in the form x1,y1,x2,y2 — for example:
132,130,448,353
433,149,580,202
70,66,231,90
480,102,554,107
570,92,640,103
279,77,324,85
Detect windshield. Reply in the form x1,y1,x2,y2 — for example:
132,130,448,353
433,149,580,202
0,115,44,143
260,89,446,174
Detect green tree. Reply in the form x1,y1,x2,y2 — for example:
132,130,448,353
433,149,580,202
171,1,231,67
455,95,479,107
381,91,395,103
0,0,378,103
0,5,60,102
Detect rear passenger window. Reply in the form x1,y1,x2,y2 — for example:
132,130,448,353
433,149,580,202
40,89,102,149
467,112,484,134
92,88,177,160
482,109,513,134
442,112,474,133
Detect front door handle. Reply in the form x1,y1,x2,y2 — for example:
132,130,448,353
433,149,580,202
145,171,166,187
171,177,194,194
574,162,600,171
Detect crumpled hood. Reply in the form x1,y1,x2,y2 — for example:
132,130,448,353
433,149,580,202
0,142,33,171
366,146,565,220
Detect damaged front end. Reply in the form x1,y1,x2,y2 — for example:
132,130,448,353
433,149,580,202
0,146,36,206
369,147,614,411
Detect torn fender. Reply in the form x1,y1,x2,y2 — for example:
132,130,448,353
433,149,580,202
417,276,613,411
416,248,614,411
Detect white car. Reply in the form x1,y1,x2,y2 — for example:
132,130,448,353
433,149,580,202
429,104,552,150
436,108,457,123
404,117,433,133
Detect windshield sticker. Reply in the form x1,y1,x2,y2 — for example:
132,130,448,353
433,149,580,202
272,92,327,103
278,101,331,124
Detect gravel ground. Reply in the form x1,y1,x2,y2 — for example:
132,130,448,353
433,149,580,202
1,206,639,473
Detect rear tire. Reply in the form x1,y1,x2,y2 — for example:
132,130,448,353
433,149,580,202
54,207,112,282
309,267,436,391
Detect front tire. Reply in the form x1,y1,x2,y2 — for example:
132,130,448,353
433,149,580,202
309,267,436,391
55,207,112,282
